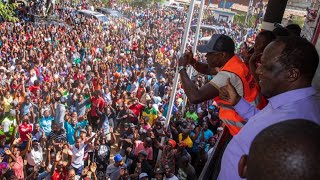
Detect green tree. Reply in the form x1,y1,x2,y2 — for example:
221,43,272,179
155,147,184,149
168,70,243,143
0,2,18,22
117,0,162,8
290,15,305,28
234,13,257,28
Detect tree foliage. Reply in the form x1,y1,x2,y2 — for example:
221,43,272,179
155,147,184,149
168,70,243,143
290,15,305,28
234,13,257,28
117,0,163,7
0,2,18,22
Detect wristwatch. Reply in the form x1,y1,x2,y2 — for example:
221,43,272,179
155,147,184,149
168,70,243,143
178,66,186,73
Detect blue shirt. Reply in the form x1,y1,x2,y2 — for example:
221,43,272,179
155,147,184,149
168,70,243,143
64,120,88,145
190,129,213,152
39,116,54,136
218,87,320,180
163,103,178,117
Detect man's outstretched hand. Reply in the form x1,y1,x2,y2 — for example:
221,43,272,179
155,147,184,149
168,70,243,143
219,78,241,106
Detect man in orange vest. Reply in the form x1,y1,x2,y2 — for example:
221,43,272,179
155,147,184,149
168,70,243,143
178,34,266,136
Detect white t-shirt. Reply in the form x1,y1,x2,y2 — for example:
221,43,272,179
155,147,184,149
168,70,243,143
2,118,14,132
71,143,86,168
209,71,244,97
27,147,43,166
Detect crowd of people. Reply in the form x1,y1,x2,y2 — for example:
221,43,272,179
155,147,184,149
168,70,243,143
0,2,230,180
1,0,319,180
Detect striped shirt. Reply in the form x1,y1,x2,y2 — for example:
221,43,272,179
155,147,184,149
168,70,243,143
47,130,67,143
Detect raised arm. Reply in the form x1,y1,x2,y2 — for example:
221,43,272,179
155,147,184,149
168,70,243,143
90,163,98,180
84,133,97,145
192,61,219,75
29,106,35,124
21,133,32,156
178,52,220,104
51,151,62,176
182,51,218,75
179,68,219,104
50,103,55,117
74,127,81,140
4,148,17,162
8,126,19,145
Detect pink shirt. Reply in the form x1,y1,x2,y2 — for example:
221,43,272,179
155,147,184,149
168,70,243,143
143,124,151,131
11,156,24,180
134,140,153,161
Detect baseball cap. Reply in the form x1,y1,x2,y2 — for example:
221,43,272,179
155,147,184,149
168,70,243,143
128,123,136,128
197,34,235,53
114,154,123,163
168,139,177,148
80,129,87,134
32,137,38,142
124,123,129,128
139,173,148,179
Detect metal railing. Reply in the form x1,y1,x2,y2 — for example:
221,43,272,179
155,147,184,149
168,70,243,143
198,128,232,180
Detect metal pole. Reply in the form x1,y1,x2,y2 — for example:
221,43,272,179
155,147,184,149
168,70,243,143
156,0,197,164
181,0,205,113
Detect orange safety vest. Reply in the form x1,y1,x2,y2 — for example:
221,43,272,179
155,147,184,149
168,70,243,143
215,55,266,136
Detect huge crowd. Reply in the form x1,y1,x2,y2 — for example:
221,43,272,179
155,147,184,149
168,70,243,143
1,1,319,180
0,2,237,180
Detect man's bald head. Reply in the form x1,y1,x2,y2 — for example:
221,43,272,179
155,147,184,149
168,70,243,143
239,119,320,180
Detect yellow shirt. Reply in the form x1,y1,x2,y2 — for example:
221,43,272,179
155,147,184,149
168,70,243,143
156,52,163,61
178,133,193,148
142,108,158,127
3,96,13,113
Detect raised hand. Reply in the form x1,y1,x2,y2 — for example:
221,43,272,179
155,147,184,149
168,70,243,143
219,78,241,106
179,50,194,67
26,133,33,141
82,166,89,176
29,106,34,112
47,145,53,151
90,162,97,172
55,151,62,162
4,148,11,155
109,127,113,133
13,138,21,145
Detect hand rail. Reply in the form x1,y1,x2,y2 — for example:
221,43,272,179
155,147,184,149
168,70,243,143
198,128,232,180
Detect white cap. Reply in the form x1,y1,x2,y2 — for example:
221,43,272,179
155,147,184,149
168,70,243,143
139,173,148,179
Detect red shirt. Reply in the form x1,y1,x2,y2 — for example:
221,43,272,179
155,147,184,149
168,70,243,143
90,97,106,117
129,103,144,117
29,85,40,94
51,169,67,180
73,73,84,81
136,87,145,100
132,42,138,51
43,75,52,83
18,123,33,142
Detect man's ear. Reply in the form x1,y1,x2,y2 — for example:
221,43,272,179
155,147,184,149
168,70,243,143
287,68,300,82
238,155,248,178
